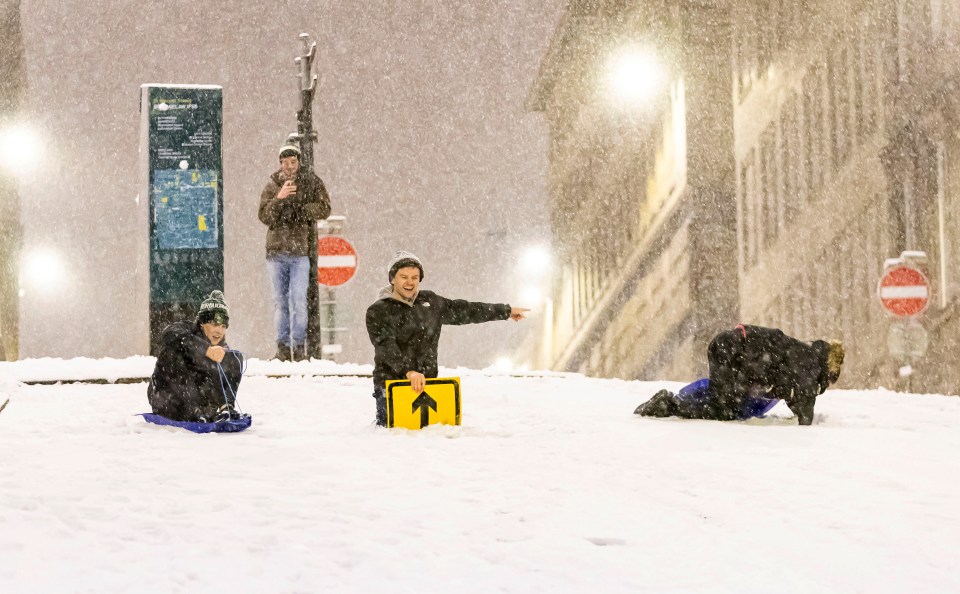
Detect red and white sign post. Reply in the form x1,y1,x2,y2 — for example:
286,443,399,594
878,266,929,318
316,234,357,359
317,236,357,287
879,257,931,381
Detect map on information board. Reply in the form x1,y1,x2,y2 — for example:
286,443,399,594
153,169,219,249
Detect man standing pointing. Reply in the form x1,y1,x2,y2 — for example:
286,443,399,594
365,251,528,426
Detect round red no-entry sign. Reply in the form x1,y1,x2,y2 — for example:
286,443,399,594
317,236,357,287
878,266,929,317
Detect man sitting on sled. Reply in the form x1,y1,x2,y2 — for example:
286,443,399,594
147,290,244,423
635,325,844,426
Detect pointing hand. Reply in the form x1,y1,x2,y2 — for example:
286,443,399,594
509,307,530,321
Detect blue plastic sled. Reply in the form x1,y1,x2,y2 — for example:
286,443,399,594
677,378,780,420
139,413,252,433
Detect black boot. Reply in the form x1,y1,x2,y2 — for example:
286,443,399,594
786,394,816,426
292,344,307,362
214,403,240,422
274,342,291,362
634,389,680,417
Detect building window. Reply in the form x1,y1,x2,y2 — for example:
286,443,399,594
931,0,944,39
823,51,837,176
895,0,908,83
736,17,756,102
760,127,777,249
782,97,799,224
833,42,852,168
758,2,773,76
805,65,826,194
936,141,948,307
743,150,759,269
855,21,869,140
798,81,812,204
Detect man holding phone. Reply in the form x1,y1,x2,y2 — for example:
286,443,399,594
258,138,331,361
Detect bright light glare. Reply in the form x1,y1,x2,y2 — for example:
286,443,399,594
0,124,44,173
494,357,513,372
520,245,551,276
606,46,665,105
520,287,543,306
22,249,65,293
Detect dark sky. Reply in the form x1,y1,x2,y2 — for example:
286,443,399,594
16,1,566,367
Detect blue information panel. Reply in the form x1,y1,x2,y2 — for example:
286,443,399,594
153,169,219,249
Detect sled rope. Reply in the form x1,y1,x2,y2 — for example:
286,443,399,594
216,349,246,414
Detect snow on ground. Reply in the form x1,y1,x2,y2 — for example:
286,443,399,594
0,356,375,383
1,358,959,593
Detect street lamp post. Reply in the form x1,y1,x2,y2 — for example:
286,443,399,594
291,33,325,360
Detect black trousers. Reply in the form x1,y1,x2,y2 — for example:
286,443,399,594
149,355,243,422
373,386,387,427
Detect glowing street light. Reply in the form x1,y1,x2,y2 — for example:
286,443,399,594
520,286,543,306
0,123,44,174
21,248,66,294
520,245,551,277
605,45,666,107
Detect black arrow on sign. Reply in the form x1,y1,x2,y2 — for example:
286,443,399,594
411,391,438,428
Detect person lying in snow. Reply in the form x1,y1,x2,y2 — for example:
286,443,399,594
147,290,244,423
635,324,844,425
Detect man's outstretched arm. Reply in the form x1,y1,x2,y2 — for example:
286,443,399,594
438,297,525,325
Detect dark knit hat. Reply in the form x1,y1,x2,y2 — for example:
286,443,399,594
388,250,424,281
279,136,301,160
197,290,229,326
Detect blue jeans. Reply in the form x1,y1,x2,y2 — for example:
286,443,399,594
267,254,310,347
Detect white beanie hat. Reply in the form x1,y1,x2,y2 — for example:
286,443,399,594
388,251,424,281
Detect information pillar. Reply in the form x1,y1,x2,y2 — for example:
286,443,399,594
140,84,224,354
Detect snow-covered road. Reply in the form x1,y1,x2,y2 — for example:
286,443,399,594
1,360,958,593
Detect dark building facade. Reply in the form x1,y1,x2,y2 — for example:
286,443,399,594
0,0,25,361
526,0,960,393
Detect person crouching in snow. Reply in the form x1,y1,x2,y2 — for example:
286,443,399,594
147,290,244,422
635,324,844,425
365,251,529,427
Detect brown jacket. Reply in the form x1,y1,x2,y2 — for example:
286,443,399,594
258,169,331,257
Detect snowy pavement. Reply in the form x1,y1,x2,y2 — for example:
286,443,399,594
1,360,958,593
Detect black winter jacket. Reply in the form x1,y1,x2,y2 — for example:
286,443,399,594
708,324,831,415
365,289,511,388
147,321,243,421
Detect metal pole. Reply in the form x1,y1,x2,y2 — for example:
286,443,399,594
294,33,323,359
326,286,336,359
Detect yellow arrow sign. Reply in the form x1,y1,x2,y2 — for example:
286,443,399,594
384,377,461,430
